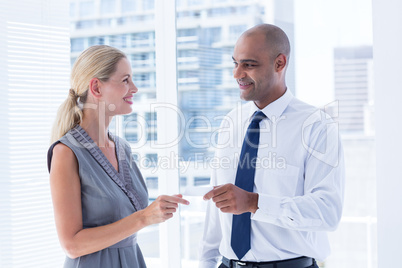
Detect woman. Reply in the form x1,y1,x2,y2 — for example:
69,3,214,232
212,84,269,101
47,45,189,267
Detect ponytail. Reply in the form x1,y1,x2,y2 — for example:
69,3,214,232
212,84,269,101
50,89,83,143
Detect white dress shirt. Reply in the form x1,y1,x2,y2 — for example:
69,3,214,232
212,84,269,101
199,89,345,267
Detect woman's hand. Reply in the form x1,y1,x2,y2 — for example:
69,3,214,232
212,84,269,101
139,194,189,226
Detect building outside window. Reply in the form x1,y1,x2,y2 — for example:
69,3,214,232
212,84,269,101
100,0,116,14
79,0,95,17
70,0,376,266
0,0,376,267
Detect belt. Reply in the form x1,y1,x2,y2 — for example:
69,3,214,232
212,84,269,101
222,256,314,268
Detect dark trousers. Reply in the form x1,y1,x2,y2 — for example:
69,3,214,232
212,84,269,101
218,259,319,268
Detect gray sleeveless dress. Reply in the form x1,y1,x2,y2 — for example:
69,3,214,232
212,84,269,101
48,125,148,268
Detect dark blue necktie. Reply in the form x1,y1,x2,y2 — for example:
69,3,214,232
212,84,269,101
231,111,266,260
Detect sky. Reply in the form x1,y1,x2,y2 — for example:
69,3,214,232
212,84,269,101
294,0,373,106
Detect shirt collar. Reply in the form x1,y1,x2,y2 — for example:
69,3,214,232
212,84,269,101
248,89,294,121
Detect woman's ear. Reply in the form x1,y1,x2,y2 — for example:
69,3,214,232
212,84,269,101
88,78,102,99
275,54,287,72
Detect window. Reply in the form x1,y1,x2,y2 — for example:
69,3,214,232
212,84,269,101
1,0,377,267
145,154,158,167
146,177,158,189
79,1,95,17
188,0,203,6
110,34,127,48
123,113,138,142
97,18,112,27
100,0,115,14
178,28,197,37
180,177,187,186
208,7,230,17
70,2,76,17
294,1,375,267
121,0,137,13
89,36,105,46
76,19,95,29
229,24,247,41
133,73,152,88
201,27,221,45
194,177,210,186
176,0,375,267
143,0,155,11
69,1,161,264
132,52,155,68
71,38,85,52
131,32,154,48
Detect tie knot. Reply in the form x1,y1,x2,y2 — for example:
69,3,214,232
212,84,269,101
251,111,266,125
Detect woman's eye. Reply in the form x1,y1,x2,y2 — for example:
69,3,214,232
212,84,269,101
123,79,129,83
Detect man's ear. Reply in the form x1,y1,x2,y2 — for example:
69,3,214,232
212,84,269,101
275,54,287,72
89,78,102,98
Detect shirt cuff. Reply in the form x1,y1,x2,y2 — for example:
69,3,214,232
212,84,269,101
251,193,283,222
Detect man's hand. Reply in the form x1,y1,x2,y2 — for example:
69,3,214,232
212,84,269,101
203,183,259,214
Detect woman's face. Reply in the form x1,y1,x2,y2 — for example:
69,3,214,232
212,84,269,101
99,57,138,116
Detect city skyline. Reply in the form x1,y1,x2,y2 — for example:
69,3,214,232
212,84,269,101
69,0,297,164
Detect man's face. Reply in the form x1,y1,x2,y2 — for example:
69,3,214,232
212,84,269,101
232,32,278,109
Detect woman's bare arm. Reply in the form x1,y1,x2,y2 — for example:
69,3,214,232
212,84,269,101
49,143,188,259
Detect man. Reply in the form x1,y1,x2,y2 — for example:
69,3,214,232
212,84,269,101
199,24,345,268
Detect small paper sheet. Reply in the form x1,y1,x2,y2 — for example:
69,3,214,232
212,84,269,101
182,186,213,196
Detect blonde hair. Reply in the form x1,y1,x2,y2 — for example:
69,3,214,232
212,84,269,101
50,45,127,143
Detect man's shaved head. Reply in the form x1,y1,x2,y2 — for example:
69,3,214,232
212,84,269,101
239,24,290,62
232,24,290,108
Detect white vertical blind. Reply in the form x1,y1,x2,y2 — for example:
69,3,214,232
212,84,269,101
0,0,70,267
372,0,402,266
